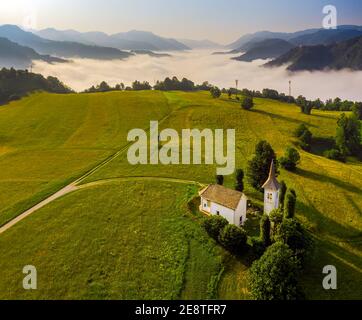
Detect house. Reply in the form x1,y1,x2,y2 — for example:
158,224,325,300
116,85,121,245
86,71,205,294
199,184,248,226
262,159,280,215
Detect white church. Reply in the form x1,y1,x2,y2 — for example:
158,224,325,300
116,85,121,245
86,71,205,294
199,160,280,226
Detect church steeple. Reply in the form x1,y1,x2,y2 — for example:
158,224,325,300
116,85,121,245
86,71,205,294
262,160,280,215
262,159,280,190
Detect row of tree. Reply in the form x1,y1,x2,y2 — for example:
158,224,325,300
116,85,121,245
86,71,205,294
0,67,72,104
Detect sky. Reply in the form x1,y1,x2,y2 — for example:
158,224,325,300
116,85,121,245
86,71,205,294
0,0,362,43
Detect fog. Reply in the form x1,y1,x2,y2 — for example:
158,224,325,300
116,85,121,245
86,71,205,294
33,50,362,101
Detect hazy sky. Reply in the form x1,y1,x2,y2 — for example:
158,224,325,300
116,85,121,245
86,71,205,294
1,0,362,43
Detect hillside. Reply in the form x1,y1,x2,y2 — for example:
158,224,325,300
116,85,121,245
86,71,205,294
0,25,132,60
0,91,360,299
233,39,295,62
0,37,67,69
265,36,362,71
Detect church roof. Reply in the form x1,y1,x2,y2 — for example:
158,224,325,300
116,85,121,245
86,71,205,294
199,184,244,210
262,159,280,190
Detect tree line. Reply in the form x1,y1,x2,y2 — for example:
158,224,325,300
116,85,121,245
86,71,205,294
0,67,72,105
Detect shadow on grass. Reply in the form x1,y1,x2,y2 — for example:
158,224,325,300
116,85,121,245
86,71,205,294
294,167,361,195
252,109,318,128
302,236,362,300
310,136,336,156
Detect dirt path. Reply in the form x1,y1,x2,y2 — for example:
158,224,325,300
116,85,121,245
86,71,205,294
0,184,77,234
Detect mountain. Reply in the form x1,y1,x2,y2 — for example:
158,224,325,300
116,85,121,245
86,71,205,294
232,39,295,62
228,25,362,50
177,39,222,49
227,29,318,50
130,50,171,57
36,28,190,51
112,30,190,51
290,28,362,46
0,37,67,69
265,35,362,71
0,25,132,60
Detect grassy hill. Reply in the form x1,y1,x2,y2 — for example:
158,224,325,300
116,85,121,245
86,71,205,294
0,91,360,299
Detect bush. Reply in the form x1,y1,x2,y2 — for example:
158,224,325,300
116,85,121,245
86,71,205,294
279,147,300,171
269,209,284,237
249,236,266,259
235,169,244,192
248,242,303,300
278,181,287,210
284,191,296,219
275,219,313,265
202,215,228,240
295,124,312,151
260,215,271,247
210,86,221,98
216,175,224,185
241,96,254,110
218,224,247,254
324,149,346,162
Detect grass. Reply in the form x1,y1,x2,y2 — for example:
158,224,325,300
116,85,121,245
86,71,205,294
0,90,360,299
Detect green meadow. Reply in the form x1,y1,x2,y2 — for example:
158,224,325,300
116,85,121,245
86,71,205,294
0,91,360,299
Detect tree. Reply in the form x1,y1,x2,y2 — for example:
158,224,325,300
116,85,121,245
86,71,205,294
218,224,247,254
295,125,313,151
98,81,111,92
202,216,228,240
210,86,221,99
247,140,278,191
284,191,296,219
352,102,362,120
269,209,284,236
335,113,361,157
132,80,152,90
216,175,224,185
241,96,254,110
275,218,312,264
260,215,271,247
235,169,244,192
248,242,302,300
279,147,300,171
278,181,287,210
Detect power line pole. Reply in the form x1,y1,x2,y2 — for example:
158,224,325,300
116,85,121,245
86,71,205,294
289,80,292,97
235,79,239,98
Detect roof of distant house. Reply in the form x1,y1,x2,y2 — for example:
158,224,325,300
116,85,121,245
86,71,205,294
199,184,244,210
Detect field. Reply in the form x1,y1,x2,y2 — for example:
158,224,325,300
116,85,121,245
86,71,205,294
0,90,361,299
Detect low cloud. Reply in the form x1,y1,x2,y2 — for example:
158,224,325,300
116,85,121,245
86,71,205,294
33,50,362,101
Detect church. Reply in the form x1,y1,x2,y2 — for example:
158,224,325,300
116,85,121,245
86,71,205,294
199,160,280,226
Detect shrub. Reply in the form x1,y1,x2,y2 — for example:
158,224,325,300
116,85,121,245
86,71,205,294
202,215,228,240
275,219,313,265
235,169,244,192
241,96,254,110
210,86,221,98
216,175,224,185
284,191,296,219
269,209,284,237
260,215,271,247
249,236,266,259
248,242,303,300
279,147,300,171
218,224,247,254
278,181,287,210
324,149,346,162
